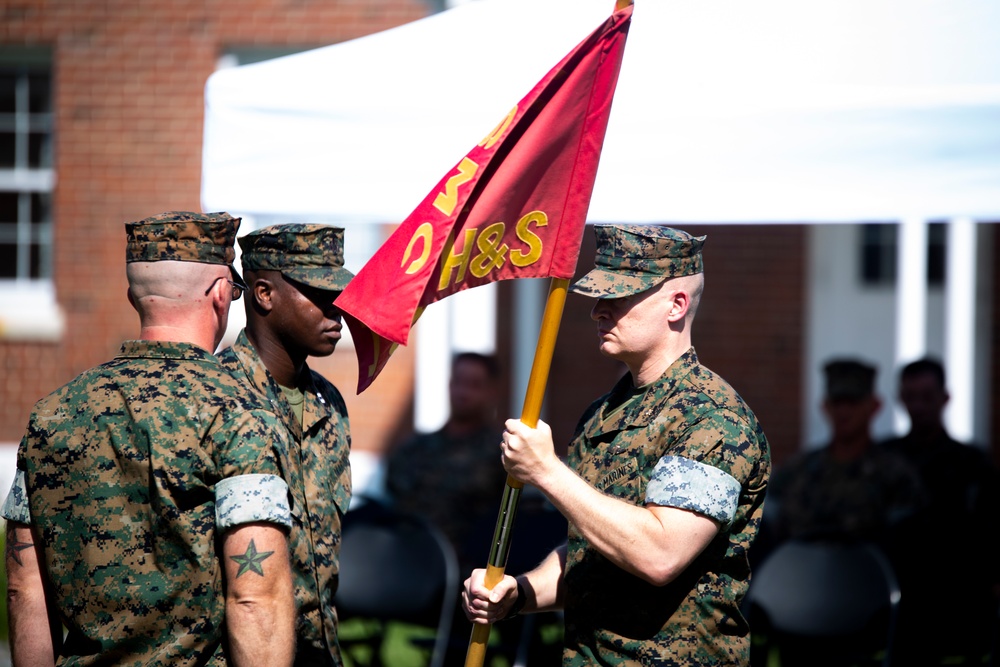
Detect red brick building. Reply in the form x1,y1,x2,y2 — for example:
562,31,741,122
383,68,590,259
0,0,429,451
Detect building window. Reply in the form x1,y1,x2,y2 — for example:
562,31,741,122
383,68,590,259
859,222,946,287
0,47,62,341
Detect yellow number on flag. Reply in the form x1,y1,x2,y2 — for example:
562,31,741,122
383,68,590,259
433,158,479,216
402,223,434,275
478,106,517,151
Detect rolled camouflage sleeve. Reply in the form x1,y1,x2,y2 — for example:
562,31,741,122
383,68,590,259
645,455,740,527
214,409,290,481
216,473,292,531
670,410,761,486
211,407,296,531
0,469,31,524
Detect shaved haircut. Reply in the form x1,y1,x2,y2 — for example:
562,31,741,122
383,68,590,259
127,260,227,322
669,272,705,321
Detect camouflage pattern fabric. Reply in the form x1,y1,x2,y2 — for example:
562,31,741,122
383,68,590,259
571,225,706,299
5,339,294,667
124,211,240,265
563,348,770,666
386,424,507,572
219,330,352,667
239,223,355,292
769,442,925,542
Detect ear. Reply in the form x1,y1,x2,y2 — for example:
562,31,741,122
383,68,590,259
207,277,230,313
665,288,691,323
252,277,276,313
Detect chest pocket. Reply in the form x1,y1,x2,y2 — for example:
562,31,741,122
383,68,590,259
328,463,352,517
597,455,643,503
589,419,671,504
319,419,352,518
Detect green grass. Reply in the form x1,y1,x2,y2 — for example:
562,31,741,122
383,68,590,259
337,618,533,667
339,619,438,667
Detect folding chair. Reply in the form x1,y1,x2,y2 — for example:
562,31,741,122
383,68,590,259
745,539,900,667
335,501,459,667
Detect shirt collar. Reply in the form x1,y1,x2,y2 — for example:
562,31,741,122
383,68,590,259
117,339,218,362
593,347,699,433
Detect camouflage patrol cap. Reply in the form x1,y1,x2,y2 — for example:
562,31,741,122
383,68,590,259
824,359,877,401
239,223,354,291
125,211,240,266
570,224,706,299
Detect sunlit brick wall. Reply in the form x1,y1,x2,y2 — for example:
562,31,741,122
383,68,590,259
0,0,430,442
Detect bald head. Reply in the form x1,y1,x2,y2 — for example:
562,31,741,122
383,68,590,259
126,261,231,346
128,260,226,310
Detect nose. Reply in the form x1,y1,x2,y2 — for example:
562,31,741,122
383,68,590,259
325,304,343,322
590,298,609,321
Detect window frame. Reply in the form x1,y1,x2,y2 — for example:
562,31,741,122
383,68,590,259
0,47,63,341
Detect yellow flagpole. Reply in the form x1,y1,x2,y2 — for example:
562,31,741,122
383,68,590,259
465,4,631,664
464,277,568,667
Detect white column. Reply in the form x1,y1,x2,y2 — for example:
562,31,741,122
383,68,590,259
511,278,546,417
449,282,497,353
944,217,977,441
414,300,452,433
894,217,928,432
414,283,498,433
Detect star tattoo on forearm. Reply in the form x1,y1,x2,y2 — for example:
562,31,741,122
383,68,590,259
229,539,274,578
7,537,33,567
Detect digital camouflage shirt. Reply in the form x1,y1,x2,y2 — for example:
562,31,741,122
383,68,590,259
769,440,925,542
1,340,294,667
386,423,507,572
564,348,770,666
218,330,352,666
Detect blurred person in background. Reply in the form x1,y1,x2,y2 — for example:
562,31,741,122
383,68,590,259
767,359,925,547
386,351,507,575
881,357,1000,666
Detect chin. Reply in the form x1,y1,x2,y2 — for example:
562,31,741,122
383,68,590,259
308,341,338,357
598,342,621,359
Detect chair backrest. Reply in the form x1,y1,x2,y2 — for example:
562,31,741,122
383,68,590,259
335,501,459,666
745,539,900,666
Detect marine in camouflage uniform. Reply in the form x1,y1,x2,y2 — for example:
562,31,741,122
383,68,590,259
768,359,925,544
1,212,297,666
878,358,1000,665
387,424,503,559
218,224,353,667
462,225,770,667
386,352,507,573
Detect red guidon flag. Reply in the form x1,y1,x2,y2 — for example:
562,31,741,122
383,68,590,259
335,5,632,393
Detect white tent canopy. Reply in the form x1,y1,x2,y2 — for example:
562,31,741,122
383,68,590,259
203,0,1000,224
202,0,1000,446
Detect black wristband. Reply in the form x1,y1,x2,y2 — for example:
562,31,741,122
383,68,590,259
504,579,528,621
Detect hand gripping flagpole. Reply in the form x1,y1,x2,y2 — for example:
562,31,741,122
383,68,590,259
465,276,569,667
